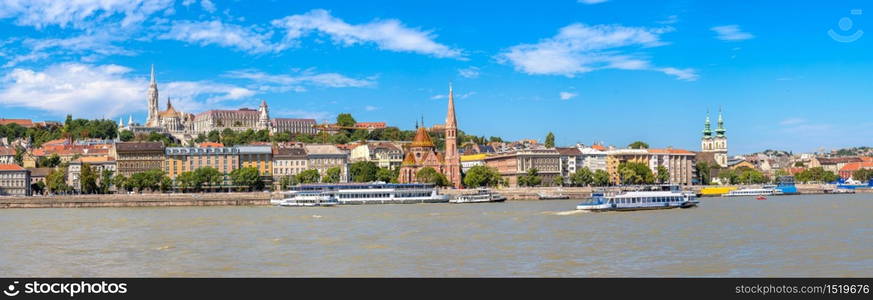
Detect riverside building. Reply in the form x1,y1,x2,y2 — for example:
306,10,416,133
483,149,561,187
304,144,350,182
163,146,240,185
272,146,308,180
0,164,30,196
68,157,116,192
113,142,166,177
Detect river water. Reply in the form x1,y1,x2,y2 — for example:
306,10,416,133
1,194,871,277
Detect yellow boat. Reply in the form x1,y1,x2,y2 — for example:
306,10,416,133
699,187,737,196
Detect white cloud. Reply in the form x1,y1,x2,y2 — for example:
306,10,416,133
0,63,256,118
559,92,577,100
271,9,463,59
0,0,174,29
711,25,754,41
159,20,288,54
224,69,375,92
0,63,143,118
458,66,480,78
200,0,216,13
499,23,697,81
658,67,699,81
4,32,136,68
578,0,608,4
162,81,256,112
364,105,378,111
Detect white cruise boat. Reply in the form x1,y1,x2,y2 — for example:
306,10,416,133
723,186,783,197
289,183,449,205
576,185,698,211
450,189,506,203
278,192,338,207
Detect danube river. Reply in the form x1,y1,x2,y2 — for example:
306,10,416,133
1,194,872,277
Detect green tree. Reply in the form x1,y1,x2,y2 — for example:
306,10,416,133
375,167,399,183
329,132,351,145
570,167,594,186
322,167,342,183
79,163,98,194
38,153,61,168
737,168,768,184
272,132,291,143
592,169,610,186
159,176,173,192
350,129,369,142
656,165,670,184
13,146,25,166
31,181,46,195
99,170,113,194
545,132,555,148
194,167,223,190
230,167,264,191
553,175,565,186
46,168,70,194
349,161,378,182
336,113,357,127
462,165,501,188
518,168,542,187
176,171,198,192
628,141,649,149
795,167,838,183
113,174,129,193
618,162,654,185
297,169,321,184
695,162,712,185
416,167,449,186
853,169,873,182
119,130,134,142
718,169,740,185
207,130,221,143
279,175,298,190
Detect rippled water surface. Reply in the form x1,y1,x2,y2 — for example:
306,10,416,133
2,194,872,277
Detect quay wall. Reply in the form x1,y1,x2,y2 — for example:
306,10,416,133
0,192,272,209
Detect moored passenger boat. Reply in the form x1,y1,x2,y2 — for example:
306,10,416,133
723,186,783,197
278,192,338,207
537,192,570,200
450,189,506,203
576,185,698,211
289,182,449,205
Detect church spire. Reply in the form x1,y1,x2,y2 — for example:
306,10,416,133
166,97,173,110
443,82,461,188
446,82,456,128
702,109,712,138
146,64,159,127
150,64,156,84
716,107,726,137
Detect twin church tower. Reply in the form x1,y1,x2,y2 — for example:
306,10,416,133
700,109,728,167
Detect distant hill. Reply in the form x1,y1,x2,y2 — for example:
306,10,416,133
745,149,792,157
831,146,873,157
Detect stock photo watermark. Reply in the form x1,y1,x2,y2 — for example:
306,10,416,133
828,9,864,42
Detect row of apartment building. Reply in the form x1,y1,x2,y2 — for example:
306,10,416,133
460,145,696,187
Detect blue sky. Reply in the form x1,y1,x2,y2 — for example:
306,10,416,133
0,0,871,154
